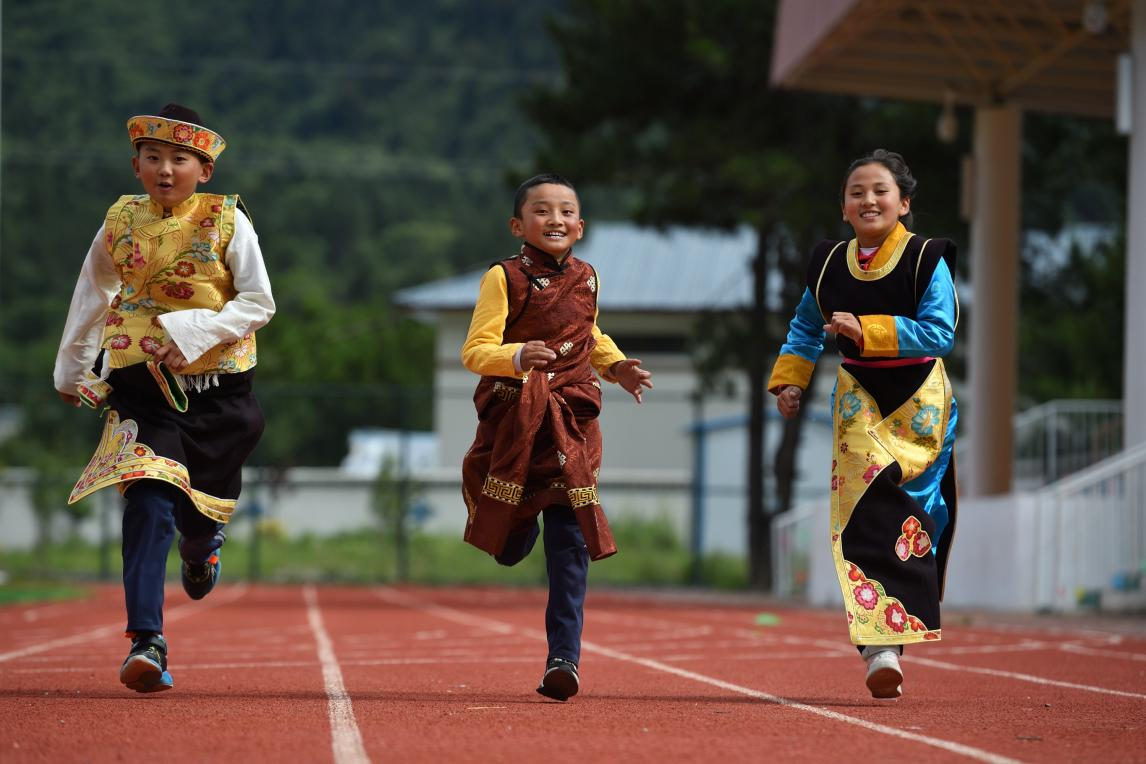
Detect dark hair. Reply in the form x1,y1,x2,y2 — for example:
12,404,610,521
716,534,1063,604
513,173,579,218
157,102,205,126
840,149,917,229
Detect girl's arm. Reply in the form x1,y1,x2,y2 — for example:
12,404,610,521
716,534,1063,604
768,287,826,394
856,258,958,358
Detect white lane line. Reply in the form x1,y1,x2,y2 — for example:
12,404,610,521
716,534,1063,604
736,627,1146,700
303,585,370,764
373,588,1019,764
1059,643,1146,662
0,583,249,663
909,655,1146,700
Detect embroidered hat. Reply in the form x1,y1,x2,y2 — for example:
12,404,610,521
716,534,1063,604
127,103,226,162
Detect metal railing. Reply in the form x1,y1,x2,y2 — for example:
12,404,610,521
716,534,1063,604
1012,400,1123,488
1031,441,1146,612
772,500,819,599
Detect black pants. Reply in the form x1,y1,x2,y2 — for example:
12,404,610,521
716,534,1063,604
495,505,589,665
122,479,225,633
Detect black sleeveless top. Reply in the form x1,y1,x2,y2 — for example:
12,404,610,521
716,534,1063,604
806,234,956,361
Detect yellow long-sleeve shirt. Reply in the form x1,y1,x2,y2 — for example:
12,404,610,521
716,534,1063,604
460,265,626,381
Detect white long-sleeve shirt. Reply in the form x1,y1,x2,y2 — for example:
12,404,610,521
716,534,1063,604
53,208,275,395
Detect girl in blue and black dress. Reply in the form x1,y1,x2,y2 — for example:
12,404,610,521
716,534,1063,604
769,149,959,699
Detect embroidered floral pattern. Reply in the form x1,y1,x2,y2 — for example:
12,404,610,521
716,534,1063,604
587,276,597,293
162,282,195,300
139,336,162,354
854,582,879,611
842,561,933,639
839,390,862,419
883,601,908,633
862,464,882,484
100,195,256,375
894,515,932,561
911,405,940,436
559,341,574,356
68,411,236,523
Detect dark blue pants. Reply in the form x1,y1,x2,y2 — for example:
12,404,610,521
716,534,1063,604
496,505,589,665
122,479,225,633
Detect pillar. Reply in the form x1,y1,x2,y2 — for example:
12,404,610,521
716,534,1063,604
966,105,1022,496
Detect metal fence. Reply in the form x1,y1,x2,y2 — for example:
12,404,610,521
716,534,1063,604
1031,441,1146,612
1012,399,1124,488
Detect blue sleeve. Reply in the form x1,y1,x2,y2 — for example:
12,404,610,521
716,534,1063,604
778,288,826,364
893,258,957,357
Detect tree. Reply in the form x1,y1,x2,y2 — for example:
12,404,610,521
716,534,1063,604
521,0,966,589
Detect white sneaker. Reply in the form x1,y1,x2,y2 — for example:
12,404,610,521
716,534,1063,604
863,648,903,699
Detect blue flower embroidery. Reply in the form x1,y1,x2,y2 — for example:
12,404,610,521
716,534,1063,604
840,391,862,419
188,241,217,263
912,405,940,436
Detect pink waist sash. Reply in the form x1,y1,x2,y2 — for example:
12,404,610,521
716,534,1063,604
843,356,934,368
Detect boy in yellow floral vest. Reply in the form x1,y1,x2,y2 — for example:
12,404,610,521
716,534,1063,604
53,103,275,693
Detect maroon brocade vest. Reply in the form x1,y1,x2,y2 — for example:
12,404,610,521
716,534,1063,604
498,245,600,386
461,243,616,561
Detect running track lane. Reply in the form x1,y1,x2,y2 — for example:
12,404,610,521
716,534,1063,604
2,584,1145,763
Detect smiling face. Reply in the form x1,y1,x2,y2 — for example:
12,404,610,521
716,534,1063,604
841,163,910,248
509,183,584,259
132,141,213,212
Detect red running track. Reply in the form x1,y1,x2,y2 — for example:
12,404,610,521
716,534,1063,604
1,583,1144,763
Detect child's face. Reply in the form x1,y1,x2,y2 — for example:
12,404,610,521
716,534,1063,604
841,163,910,247
132,141,213,211
509,183,584,258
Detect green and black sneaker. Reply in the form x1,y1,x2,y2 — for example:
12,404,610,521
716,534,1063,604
119,632,173,693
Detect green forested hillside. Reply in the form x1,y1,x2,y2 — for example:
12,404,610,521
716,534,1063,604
1,0,564,467
0,0,1129,480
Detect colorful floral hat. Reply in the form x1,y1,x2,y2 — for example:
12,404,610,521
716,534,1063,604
127,103,226,162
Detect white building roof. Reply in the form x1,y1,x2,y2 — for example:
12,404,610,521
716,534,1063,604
394,222,757,314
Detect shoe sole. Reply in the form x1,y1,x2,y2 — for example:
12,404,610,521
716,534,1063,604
866,666,902,699
120,655,173,693
536,669,579,701
182,560,220,601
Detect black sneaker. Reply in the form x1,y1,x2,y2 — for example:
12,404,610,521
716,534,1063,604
119,633,173,693
536,657,579,701
181,552,220,600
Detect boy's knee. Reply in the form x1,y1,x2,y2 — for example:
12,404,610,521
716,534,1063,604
496,521,540,566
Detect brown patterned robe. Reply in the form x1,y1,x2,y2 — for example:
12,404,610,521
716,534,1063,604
461,245,616,561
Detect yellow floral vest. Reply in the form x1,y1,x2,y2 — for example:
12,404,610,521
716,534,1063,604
101,193,257,375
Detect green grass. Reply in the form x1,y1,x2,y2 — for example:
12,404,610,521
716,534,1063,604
0,516,747,593
0,582,88,605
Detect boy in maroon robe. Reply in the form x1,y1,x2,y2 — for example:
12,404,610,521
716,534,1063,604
460,174,653,701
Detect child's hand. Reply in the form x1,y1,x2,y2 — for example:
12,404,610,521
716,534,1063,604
611,359,653,404
152,341,188,371
823,312,862,345
776,385,802,420
58,391,82,407
519,340,557,370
